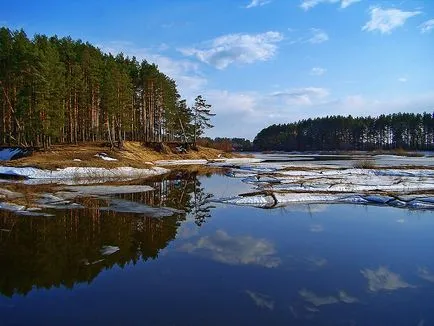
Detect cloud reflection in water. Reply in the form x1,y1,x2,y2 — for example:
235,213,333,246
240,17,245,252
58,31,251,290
179,230,281,268
360,266,413,292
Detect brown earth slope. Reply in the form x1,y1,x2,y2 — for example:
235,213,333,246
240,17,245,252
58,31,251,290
3,141,234,169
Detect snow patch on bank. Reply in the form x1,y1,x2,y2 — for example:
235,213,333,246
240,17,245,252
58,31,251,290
95,153,118,161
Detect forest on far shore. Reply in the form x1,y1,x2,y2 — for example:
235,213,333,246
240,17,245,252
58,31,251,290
0,28,214,149
253,113,434,151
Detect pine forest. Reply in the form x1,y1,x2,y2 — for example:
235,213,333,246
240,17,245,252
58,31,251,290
0,28,214,149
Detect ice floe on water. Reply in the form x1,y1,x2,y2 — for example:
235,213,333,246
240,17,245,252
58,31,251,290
216,192,434,210
0,166,168,180
36,194,85,210
56,185,154,199
214,160,434,209
220,194,277,208
241,175,281,184
0,183,180,217
100,199,182,217
0,201,54,216
34,188,181,217
2,154,434,214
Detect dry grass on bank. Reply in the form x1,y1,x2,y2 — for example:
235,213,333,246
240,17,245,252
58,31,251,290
353,159,376,169
3,141,236,169
371,148,425,157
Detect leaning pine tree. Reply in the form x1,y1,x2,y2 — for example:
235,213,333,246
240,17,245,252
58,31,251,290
192,95,215,147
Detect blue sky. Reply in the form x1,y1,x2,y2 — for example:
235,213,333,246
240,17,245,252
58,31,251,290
1,0,433,139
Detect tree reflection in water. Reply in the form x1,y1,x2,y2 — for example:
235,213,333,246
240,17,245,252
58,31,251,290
0,171,215,297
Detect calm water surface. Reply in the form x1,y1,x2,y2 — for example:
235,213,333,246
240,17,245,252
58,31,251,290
1,173,434,325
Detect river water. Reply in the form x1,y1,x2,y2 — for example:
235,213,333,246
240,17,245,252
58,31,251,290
0,167,434,325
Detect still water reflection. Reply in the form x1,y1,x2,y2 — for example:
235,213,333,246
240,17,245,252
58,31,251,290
1,173,434,325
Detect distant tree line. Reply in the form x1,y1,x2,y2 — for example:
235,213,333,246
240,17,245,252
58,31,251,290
253,113,434,151
197,137,253,152
0,28,214,149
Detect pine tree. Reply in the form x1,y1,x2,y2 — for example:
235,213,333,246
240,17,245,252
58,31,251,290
192,95,215,146
33,34,66,148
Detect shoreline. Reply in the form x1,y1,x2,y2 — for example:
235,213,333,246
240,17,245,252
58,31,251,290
1,148,434,214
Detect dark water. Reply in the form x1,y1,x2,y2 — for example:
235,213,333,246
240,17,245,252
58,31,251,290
1,173,434,326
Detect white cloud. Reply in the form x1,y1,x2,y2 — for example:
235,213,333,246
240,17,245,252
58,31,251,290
329,93,434,118
362,7,422,34
179,229,281,268
361,266,413,292
203,90,257,113
308,28,329,44
180,31,283,69
246,0,271,8
272,87,330,105
340,0,361,9
245,290,274,310
310,67,327,76
398,77,407,82
300,0,361,11
419,19,434,33
287,29,329,45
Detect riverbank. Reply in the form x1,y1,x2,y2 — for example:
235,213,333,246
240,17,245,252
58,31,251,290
0,141,237,169
1,150,434,215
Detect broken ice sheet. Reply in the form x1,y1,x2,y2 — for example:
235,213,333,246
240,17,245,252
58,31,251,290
0,201,54,217
36,194,84,209
0,166,168,180
56,185,154,199
100,198,183,217
218,194,276,208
